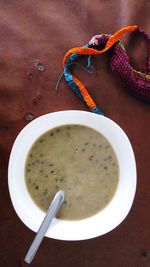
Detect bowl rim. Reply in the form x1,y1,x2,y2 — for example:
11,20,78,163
8,110,137,241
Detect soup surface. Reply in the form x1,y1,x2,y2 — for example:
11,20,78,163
25,125,119,220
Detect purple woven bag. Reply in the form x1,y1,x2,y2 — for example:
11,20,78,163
89,28,150,103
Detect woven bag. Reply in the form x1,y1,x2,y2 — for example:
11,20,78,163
89,27,150,102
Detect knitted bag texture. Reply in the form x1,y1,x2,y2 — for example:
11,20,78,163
89,27,150,103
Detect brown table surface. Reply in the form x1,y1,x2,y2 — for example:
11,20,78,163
0,1,150,266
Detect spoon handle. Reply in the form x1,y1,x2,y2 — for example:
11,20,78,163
24,190,65,264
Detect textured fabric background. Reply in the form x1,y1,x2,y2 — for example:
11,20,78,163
0,1,150,266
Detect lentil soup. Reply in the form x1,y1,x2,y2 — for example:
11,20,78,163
25,125,119,220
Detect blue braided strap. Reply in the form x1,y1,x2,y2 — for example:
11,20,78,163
91,107,104,115
64,65,84,101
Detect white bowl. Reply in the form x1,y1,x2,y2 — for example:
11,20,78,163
8,110,136,241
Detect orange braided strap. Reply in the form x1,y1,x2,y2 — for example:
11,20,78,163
72,75,97,110
63,25,138,66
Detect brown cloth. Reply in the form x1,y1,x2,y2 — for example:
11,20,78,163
0,1,150,267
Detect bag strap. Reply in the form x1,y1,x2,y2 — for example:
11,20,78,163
63,25,139,114
63,25,138,65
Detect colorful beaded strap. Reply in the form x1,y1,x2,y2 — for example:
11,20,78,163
63,25,150,115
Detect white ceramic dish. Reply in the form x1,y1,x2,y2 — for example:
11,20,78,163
8,110,136,241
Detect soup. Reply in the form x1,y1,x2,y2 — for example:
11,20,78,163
25,125,119,220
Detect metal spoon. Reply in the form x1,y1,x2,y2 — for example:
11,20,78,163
24,190,65,264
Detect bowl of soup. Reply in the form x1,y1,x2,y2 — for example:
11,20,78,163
8,110,136,240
